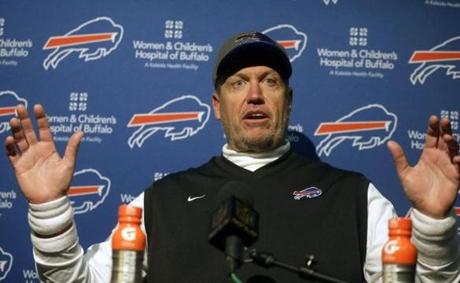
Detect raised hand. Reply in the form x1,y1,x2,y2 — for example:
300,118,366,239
4,104,83,204
387,115,460,219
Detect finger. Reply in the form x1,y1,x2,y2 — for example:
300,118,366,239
440,117,453,136
63,131,84,166
436,118,452,151
453,156,460,176
10,117,28,152
5,135,19,164
425,115,440,149
34,104,54,143
453,155,460,164
387,140,410,176
16,104,38,145
442,134,459,160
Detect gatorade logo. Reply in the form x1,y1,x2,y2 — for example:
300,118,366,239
383,240,400,255
121,227,137,241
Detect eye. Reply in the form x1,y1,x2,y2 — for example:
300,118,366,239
262,77,279,87
231,79,246,89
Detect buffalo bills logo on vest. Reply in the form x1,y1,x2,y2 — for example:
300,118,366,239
292,186,322,200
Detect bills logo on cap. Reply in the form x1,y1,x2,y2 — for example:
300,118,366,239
409,35,460,85
235,32,267,43
0,247,13,281
315,104,397,157
263,24,307,62
69,168,111,214
0,90,27,134
127,95,210,148
293,187,322,200
43,17,123,70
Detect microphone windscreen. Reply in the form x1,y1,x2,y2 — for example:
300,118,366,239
209,181,259,251
217,181,254,206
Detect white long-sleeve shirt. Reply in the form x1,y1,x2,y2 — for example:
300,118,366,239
29,143,460,282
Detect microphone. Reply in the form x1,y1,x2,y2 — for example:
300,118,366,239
208,181,259,273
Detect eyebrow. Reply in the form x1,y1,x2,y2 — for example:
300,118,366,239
231,70,280,80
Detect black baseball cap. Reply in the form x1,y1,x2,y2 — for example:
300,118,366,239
212,31,292,89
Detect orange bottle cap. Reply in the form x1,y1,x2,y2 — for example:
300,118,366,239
388,217,412,237
388,217,412,230
119,204,142,218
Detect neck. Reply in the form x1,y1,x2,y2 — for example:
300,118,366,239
222,141,290,172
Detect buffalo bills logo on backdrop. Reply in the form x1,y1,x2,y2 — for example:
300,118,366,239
0,247,12,282
315,104,397,157
127,95,210,148
263,24,307,62
0,90,27,134
409,36,460,85
43,17,123,70
68,168,111,214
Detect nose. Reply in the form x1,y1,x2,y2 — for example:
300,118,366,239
246,80,264,104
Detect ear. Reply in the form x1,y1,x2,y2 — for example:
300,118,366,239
212,92,221,120
287,87,293,111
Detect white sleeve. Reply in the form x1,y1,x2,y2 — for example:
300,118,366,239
363,183,396,283
363,183,460,283
411,208,460,282
29,193,147,283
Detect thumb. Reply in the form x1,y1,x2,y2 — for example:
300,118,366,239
64,131,84,165
387,140,409,176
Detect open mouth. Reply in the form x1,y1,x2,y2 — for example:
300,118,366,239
244,111,269,120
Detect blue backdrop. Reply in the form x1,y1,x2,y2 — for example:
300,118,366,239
1,0,459,282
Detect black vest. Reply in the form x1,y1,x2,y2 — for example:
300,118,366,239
144,150,368,283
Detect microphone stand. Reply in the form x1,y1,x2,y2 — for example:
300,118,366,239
246,248,349,283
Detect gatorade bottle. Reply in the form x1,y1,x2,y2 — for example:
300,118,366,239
382,217,417,283
111,205,146,283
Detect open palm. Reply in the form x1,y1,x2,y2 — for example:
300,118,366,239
388,116,460,219
5,104,83,204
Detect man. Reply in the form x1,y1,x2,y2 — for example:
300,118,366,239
4,32,460,282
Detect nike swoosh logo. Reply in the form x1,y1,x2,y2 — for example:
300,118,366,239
187,195,206,202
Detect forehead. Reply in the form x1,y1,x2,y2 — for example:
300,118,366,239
227,65,282,79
